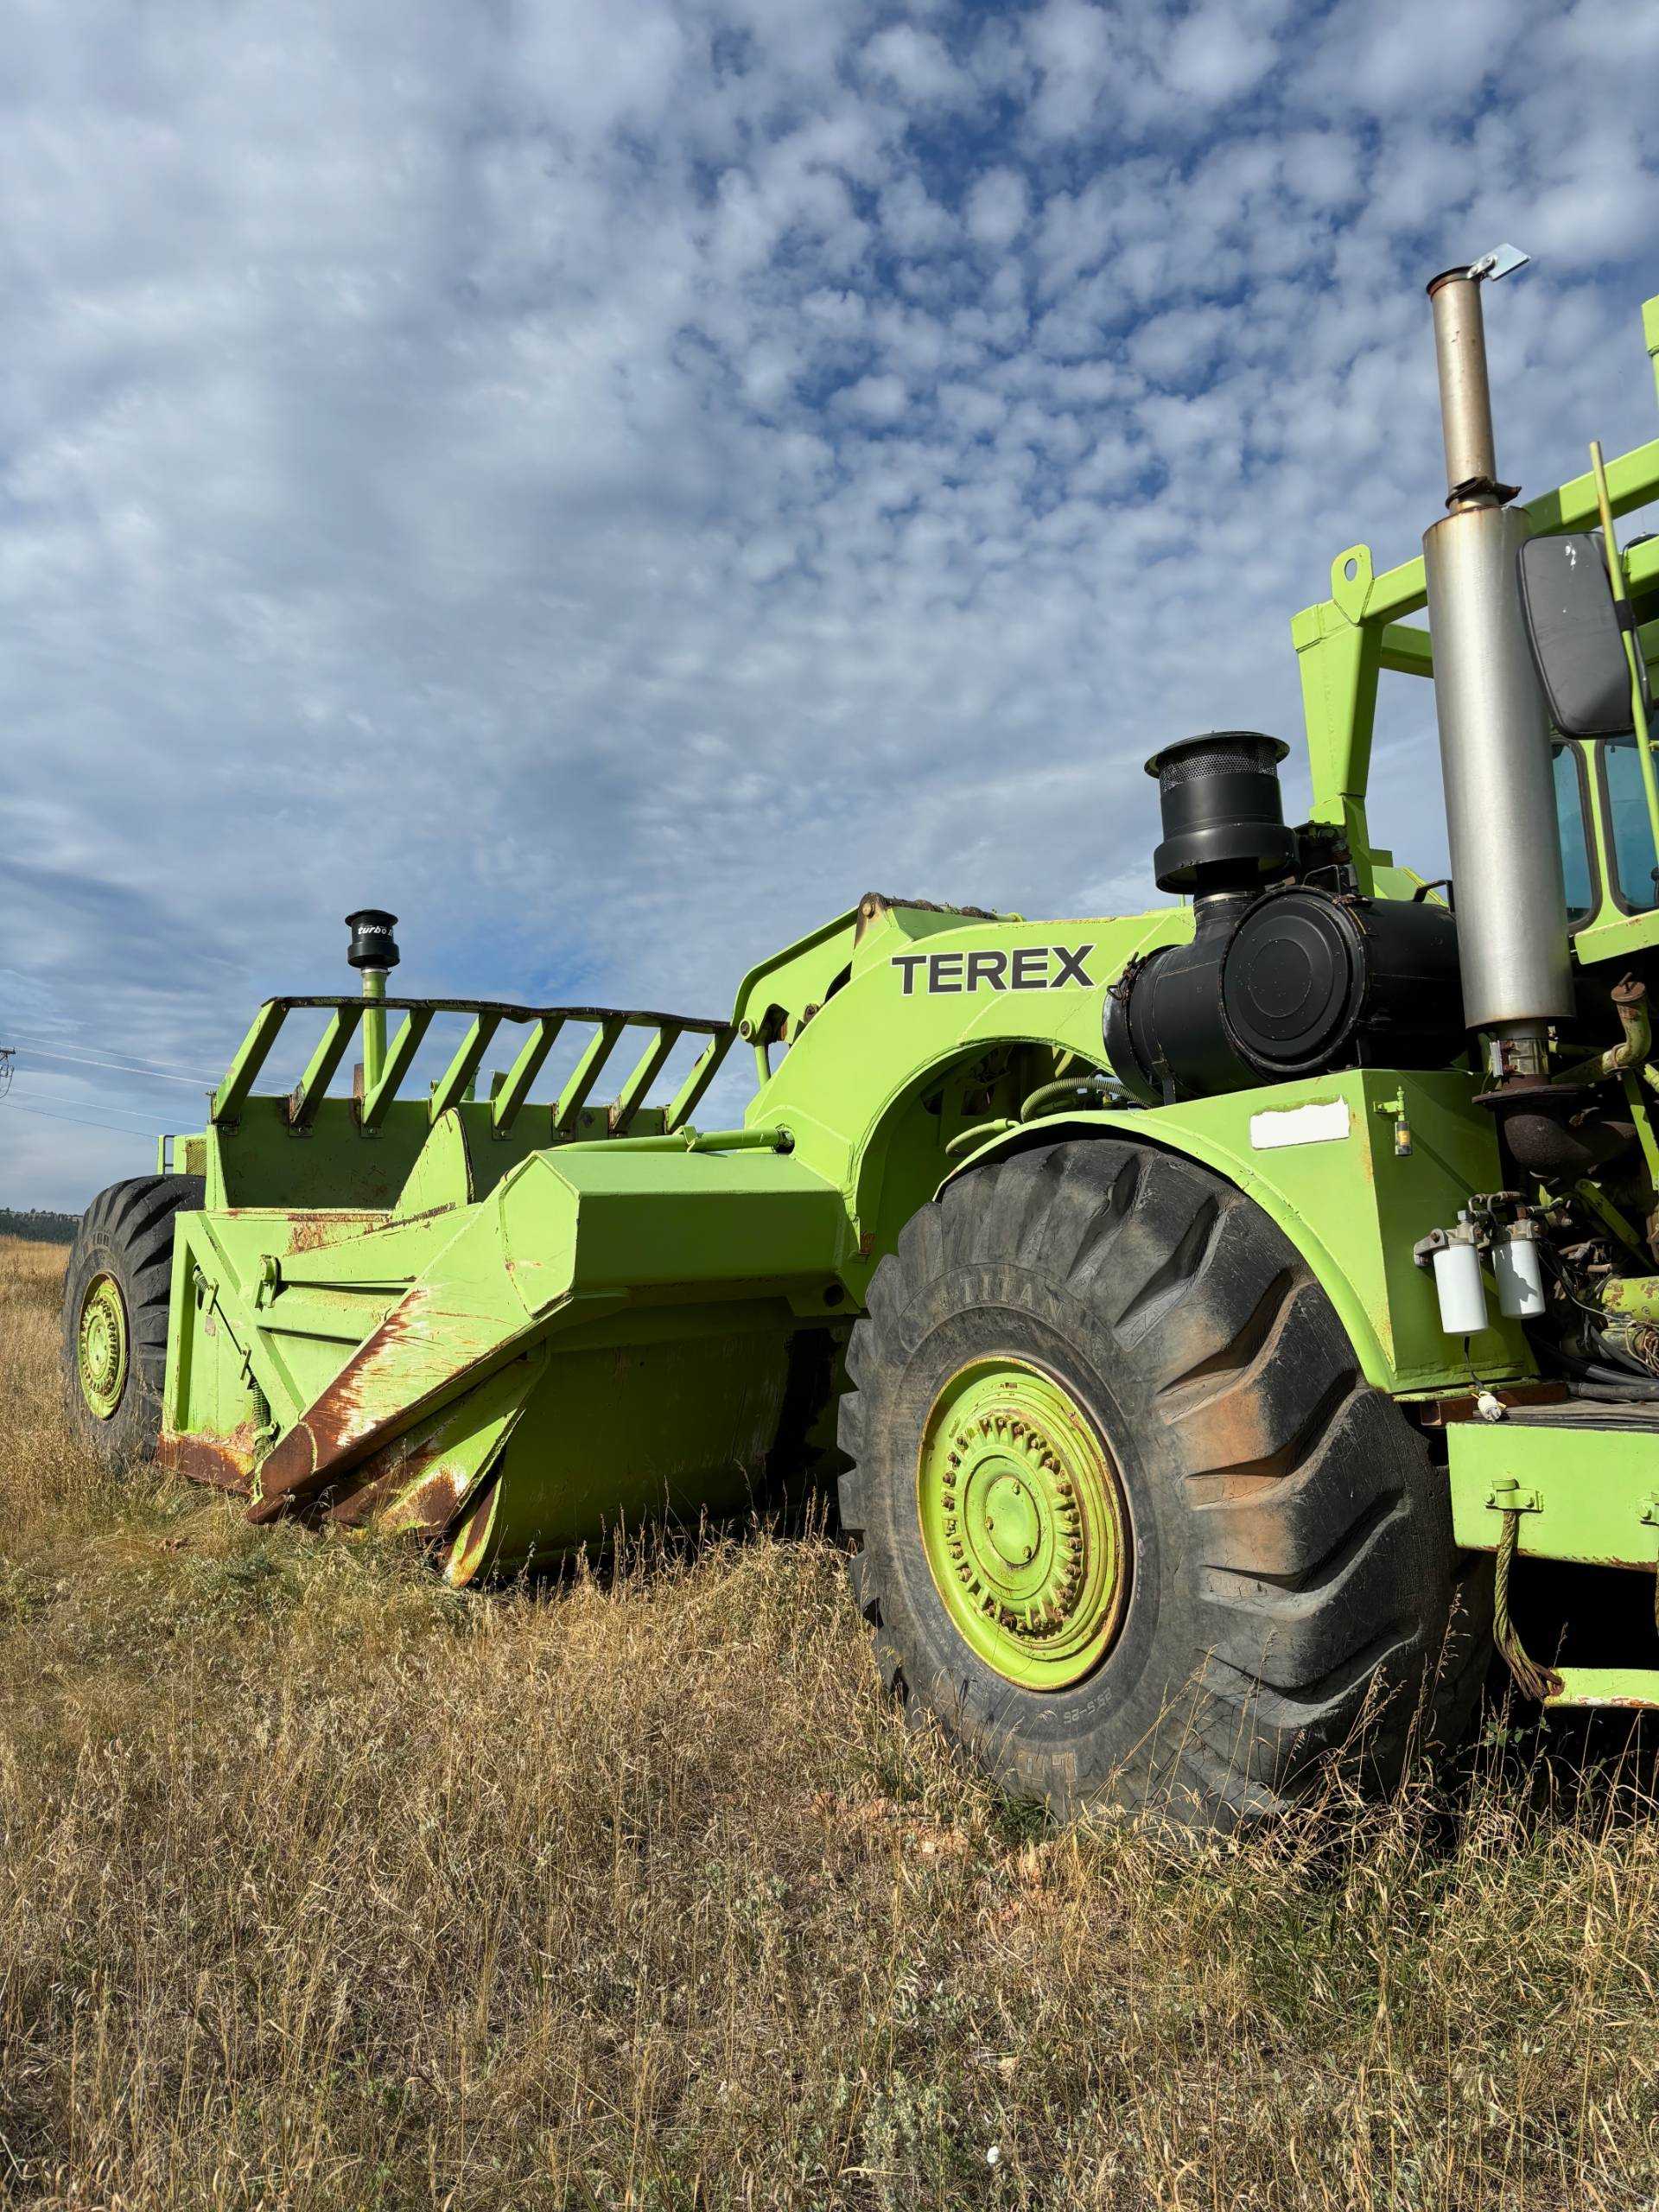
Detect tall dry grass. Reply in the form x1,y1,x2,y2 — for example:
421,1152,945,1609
3,1232,1659,2208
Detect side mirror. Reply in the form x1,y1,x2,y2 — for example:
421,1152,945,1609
1516,532,1643,738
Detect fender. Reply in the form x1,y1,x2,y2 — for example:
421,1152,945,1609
934,1069,1536,1399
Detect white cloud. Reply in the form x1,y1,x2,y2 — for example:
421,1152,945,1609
1128,305,1229,386
1299,0,1529,118
836,372,908,423
965,166,1032,251
1162,5,1276,103
1023,0,1117,138
3,0,1658,1207
1527,131,1656,259
861,23,971,104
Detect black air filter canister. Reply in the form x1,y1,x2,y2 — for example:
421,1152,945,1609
1103,886,1464,1106
345,909,401,970
1147,732,1298,894
1222,887,1464,1077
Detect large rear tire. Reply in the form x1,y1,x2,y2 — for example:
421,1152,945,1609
61,1175,203,1465
837,1139,1490,1830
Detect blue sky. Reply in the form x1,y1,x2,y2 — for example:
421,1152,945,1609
4,0,1659,1206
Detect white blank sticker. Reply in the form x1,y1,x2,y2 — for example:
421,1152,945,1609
1249,1100,1351,1151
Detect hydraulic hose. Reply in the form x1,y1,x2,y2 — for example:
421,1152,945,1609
1018,1077,1118,1122
1535,1340,1659,1400
1541,1338,1643,1381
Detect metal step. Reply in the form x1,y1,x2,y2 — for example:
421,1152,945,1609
1546,1666,1659,1712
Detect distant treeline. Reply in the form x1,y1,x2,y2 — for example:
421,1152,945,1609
0,1207,80,1244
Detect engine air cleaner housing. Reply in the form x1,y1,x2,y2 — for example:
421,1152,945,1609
1147,731,1299,895
346,909,401,971
1105,884,1465,1107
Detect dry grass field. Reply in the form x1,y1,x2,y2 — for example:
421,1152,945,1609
3,1232,1659,2208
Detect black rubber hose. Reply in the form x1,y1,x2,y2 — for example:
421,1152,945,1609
1535,1341,1659,1400
1538,1333,1640,1379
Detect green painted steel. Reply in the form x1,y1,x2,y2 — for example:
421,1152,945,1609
941,1068,1534,1395
916,1356,1128,1690
1546,1668,1659,1712
76,1273,130,1421
360,967,388,1094
161,1133,849,1576
1291,283,1659,938
130,282,1659,1696
1599,1274,1659,1324
1447,1420,1659,1570
155,944,1535,1580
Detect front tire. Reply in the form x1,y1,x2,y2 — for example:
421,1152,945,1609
61,1174,203,1465
837,1139,1488,1830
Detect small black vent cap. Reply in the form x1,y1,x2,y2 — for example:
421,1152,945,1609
345,909,400,970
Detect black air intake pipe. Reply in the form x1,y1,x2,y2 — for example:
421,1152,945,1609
1147,731,1298,894
1103,734,1465,1105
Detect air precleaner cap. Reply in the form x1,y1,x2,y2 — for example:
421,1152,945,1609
1145,731,1296,895
345,909,400,970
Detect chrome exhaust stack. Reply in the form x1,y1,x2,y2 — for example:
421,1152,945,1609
1422,249,1573,1081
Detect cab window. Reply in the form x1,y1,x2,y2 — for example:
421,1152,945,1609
1603,735,1659,913
1552,741,1595,925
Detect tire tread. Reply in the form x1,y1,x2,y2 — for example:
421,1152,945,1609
837,1136,1484,1828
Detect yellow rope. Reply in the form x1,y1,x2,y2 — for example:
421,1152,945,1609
1492,1508,1562,1704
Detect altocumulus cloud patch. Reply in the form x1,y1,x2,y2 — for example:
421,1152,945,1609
3,0,1658,1203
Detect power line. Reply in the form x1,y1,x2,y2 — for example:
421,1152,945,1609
3,1073,174,1133
1,1034,215,1086
3,1025,214,1076
14,1044,210,1088
0,1098,162,1138
7,1075,173,1128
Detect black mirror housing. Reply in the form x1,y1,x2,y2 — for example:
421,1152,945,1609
1516,531,1640,739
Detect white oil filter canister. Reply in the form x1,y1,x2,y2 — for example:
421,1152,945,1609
1493,1221,1546,1319
1432,1217,1490,1335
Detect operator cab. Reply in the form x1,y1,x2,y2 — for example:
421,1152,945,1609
1554,733,1659,928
